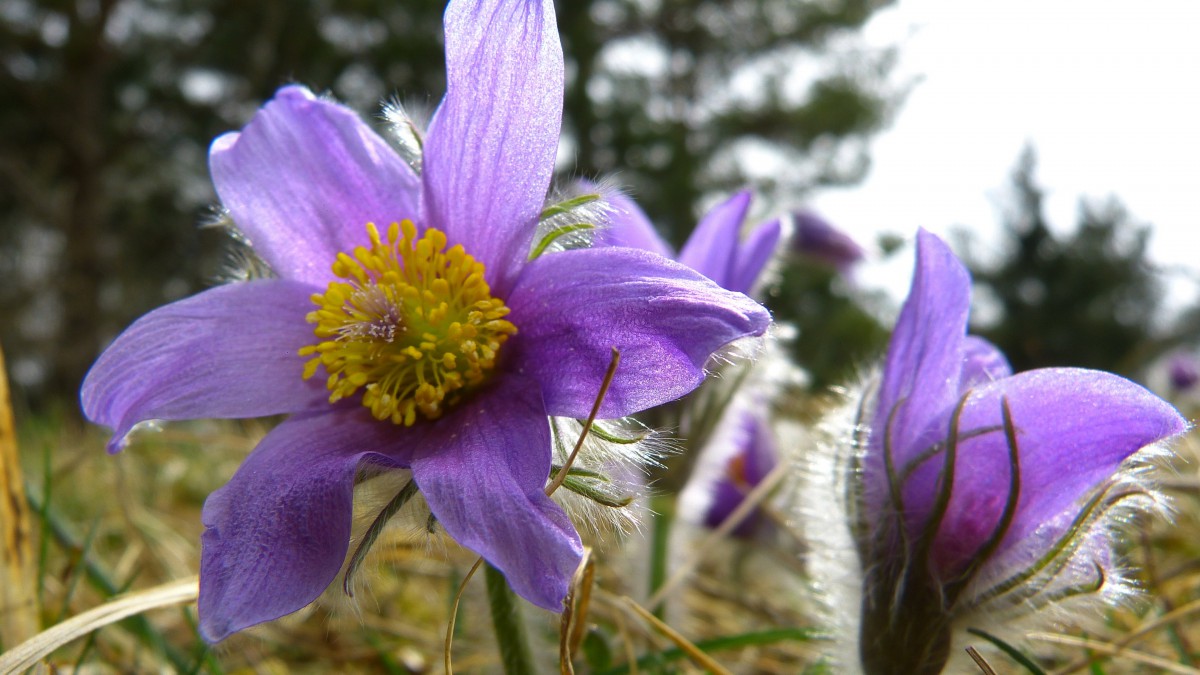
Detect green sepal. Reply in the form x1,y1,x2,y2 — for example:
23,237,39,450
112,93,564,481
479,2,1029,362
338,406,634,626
586,422,650,445
528,222,596,260
540,193,601,220
549,461,637,509
550,465,609,481
562,476,634,508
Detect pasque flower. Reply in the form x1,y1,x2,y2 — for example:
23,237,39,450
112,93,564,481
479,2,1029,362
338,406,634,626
675,335,806,542
1168,351,1200,392
791,210,864,272
81,0,768,642
679,393,777,538
807,229,1186,674
600,189,782,296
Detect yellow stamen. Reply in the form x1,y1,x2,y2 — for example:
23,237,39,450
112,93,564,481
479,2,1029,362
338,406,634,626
300,220,518,425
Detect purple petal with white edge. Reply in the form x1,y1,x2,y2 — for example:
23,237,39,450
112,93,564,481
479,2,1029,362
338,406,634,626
198,408,410,642
595,188,674,259
678,190,753,289
408,375,581,611
210,86,421,286
507,247,771,420
729,217,782,295
868,229,970,513
81,280,327,454
422,0,563,294
962,335,1012,388
903,368,1186,578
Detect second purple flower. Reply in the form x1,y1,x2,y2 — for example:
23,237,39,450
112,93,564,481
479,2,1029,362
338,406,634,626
804,229,1187,674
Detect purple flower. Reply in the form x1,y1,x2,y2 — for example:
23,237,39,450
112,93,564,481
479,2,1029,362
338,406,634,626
844,230,1186,673
696,410,777,535
791,210,864,272
1168,352,1200,392
600,189,782,296
81,0,768,642
689,405,777,538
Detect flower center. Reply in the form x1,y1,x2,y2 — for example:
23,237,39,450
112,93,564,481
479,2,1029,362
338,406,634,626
299,220,517,425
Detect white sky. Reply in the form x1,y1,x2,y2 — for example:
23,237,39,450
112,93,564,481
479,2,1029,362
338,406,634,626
810,0,1200,311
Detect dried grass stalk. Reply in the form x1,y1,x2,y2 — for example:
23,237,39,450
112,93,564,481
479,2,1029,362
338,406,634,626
0,344,38,648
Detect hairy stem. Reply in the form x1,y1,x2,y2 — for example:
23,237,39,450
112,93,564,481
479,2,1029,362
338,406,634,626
485,564,537,675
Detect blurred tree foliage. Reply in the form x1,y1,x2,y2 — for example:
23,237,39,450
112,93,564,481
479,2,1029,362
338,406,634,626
1,0,898,408
766,257,889,390
558,0,899,245
961,147,1165,376
0,0,446,407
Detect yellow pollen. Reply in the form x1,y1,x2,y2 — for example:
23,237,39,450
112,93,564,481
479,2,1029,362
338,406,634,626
299,220,518,425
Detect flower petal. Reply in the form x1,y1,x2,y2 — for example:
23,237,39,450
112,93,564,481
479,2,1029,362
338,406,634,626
730,216,782,295
677,190,752,289
407,375,581,611
81,280,327,453
982,505,1128,608
962,335,1012,388
869,229,970,512
198,408,409,642
210,86,421,285
699,409,777,536
596,188,674,259
908,368,1186,577
1169,351,1200,391
507,247,771,419
422,0,563,294
793,210,865,270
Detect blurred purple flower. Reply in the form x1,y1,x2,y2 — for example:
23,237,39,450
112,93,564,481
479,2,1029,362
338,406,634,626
791,210,864,272
1168,352,1200,392
679,401,778,539
81,0,769,642
599,189,781,296
854,229,1186,673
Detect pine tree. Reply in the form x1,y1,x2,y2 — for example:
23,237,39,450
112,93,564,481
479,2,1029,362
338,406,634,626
1,0,900,406
964,147,1162,376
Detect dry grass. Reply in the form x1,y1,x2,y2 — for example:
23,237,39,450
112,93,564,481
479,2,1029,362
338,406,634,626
5,407,1200,674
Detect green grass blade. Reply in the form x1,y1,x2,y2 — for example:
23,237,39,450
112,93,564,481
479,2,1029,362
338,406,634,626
967,628,1047,675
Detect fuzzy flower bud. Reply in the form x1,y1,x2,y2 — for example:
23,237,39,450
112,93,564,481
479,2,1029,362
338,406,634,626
801,229,1187,674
